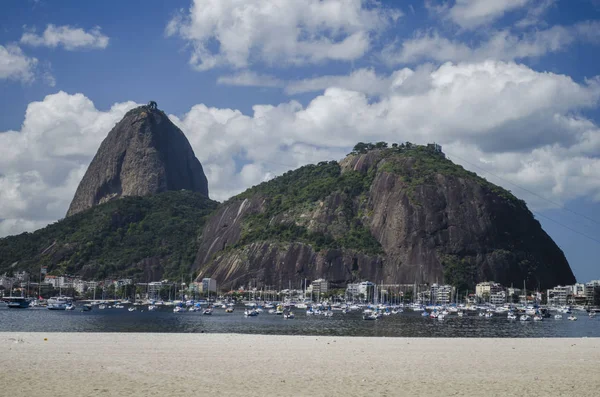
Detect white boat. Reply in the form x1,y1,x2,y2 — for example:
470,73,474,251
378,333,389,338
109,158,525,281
554,314,563,320
47,296,71,310
173,306,186,313
244,309,259,317
520,315,530,322
98,304,107,310
590,312,596,318
568,315,577,321
128,307,137,312
65,303,76,311
484,312,493,318
507,313,517,320
82,304,93,312
283,312,295,319
458,311,465,317
203,308,213,315
533,315,543,321
437,313,445,320
225,307,234,313
363,313,378,320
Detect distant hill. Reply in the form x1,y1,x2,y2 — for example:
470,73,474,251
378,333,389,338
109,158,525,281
67,103,209,217
193,142,575,291
0,191,217,281
0,141,576,291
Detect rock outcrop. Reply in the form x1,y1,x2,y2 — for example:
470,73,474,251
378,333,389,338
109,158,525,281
67,104,209,216
194,145,575,291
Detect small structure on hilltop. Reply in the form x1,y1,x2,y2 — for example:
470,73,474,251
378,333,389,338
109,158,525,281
426,143,444,157
146,101,157,110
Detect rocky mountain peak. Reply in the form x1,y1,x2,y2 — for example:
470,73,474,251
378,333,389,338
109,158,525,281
66,102,209,217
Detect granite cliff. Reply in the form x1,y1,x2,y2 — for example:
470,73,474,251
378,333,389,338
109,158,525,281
193,143,575,291
66,102,209,217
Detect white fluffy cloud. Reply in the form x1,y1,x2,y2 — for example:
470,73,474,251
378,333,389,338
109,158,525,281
166,0,401,70
444,0,533,29
0,92,137,236
0,44,38,82
20,25,109,50
2,61,600,237
384,21,600,64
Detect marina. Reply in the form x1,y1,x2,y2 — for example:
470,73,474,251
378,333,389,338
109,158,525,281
1,301,599,337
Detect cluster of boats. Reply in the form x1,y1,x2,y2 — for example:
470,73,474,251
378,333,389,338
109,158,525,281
403,303,592,322
3,296,598,324
2,296,92,311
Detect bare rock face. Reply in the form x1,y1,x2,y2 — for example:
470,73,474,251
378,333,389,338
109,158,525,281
194,146,575,291
67,104,209,216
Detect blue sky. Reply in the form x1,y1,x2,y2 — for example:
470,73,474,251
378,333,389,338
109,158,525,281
1,0,600,283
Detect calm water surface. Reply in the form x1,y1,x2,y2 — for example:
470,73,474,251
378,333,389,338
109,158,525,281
1,305,599,337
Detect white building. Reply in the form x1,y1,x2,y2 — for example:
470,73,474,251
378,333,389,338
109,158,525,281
346,283,360,298
430,284,453,304
547,285,570,306
490,291,507,305
73,279,87,293
308,279,328,297
585,283,597,306
201,278,217,293
475,282,503,299
571,283,586,297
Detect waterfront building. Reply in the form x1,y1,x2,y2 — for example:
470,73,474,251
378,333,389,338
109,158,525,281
570,283,586,298
309,279,329,298
490,291,507,305
475,281,503,299
73,279,87,294
430,284,453,304
547,285,570,306
201,278,217,293
345,283,360,299
585,283,596,306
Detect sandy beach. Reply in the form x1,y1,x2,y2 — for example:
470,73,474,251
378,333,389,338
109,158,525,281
1,333,599,396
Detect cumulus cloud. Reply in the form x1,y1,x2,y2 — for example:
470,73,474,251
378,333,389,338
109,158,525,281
20,25,109,50
166,0,401,70
3,61,600,237
445,0,533,29
0,92,137,236
383,21,600,64
0,44,38,82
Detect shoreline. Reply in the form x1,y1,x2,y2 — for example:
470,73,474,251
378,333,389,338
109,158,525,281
2,333,600,396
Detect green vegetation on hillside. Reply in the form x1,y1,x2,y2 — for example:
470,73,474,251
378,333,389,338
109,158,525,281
229,141,527,256
354,142,525,207
0,191,218,280
234,160,383,255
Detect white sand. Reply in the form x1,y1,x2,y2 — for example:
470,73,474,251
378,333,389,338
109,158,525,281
1,333,599,396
